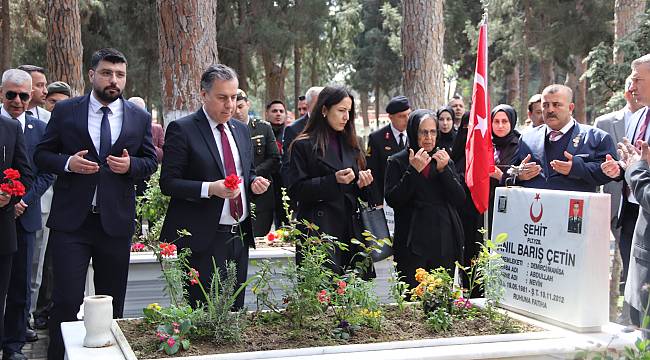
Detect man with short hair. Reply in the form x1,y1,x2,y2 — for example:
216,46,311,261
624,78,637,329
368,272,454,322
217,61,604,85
282,87,323,162
366,95,411,199
448,94,465,130
0,69,53,360
17,65,50,123
595,76,646,311
233,89,280,236
35,48,158,360
44,81,71,112
297,95,308,118
511,84,618,192
160,64,270,309
520,94,544,133
266,100,289,227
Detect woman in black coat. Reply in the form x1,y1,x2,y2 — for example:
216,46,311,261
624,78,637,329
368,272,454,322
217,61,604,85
488,104,521,227
436,106,457,153
286,85,374,274
384,109,466,289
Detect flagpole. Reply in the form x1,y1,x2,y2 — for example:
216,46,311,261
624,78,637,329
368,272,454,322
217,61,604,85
482,1,489,245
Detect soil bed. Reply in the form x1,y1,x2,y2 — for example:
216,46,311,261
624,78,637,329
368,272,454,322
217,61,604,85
121,305,541,359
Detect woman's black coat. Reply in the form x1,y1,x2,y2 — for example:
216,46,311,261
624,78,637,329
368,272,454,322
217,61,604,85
286,135,366,266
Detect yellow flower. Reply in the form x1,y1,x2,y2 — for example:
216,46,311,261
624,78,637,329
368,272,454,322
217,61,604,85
415,268,427,283
147,303,161,311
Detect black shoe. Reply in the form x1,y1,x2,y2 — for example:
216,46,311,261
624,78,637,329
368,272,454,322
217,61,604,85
2,352,28,360
25,327,38,342
33,316,48,330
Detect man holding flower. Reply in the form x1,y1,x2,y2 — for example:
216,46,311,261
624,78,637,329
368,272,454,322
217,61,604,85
160,64,270,309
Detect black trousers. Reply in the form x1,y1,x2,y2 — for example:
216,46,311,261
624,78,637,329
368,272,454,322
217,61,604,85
185,220,251,310
2,224,34,354
47,214,131,360
620,201,639,289
0,254,13,344
252,209,274,238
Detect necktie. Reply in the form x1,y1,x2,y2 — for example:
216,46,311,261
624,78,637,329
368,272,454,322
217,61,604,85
634,110,650,148
99,107,111,161
398,133,405,149
548,130,563,142
217,123,243,220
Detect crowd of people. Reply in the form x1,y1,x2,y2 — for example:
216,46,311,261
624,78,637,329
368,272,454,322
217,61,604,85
0,47,649,359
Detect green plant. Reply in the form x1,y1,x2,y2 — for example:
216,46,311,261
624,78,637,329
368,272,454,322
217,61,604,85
426,307,452,333
350,229,392,279
155,319,193,355
388,261,410,312
411,267,455,315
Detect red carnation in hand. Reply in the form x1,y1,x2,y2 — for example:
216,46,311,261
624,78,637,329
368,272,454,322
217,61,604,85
224,174,242,190
3,168,20,180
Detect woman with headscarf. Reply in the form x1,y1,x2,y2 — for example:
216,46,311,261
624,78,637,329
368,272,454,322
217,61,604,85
488,104,521,226
384,109,465,289
436,106,457,154
286,85,375,275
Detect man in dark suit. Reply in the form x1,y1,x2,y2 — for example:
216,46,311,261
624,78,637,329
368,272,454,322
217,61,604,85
511,84,619,192
366,96,411,200
34,48,158,360
0,114,32,359
0,69,54,360
160,64,270,309
567,202,583,234
233,89,280,237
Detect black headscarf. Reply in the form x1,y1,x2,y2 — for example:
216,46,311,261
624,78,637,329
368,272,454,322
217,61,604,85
436,106,457,152
406,109,437,153
490,104,520,149
451,111,471,163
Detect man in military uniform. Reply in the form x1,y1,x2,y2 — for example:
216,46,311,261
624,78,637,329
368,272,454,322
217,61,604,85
233,89,280,237
366,96,411,201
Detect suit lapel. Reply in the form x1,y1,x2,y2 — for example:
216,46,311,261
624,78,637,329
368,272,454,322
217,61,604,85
194,110,225,177
23,117,36,147
75,95,99,161
564,122,583,157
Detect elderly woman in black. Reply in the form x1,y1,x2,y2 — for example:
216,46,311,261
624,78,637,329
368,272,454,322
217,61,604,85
385,109,465,289
436,106,457,153
286,85,374,274
488,104,520,225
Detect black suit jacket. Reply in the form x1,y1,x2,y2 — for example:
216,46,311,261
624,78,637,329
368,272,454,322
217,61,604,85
18,115,55,232
281,114,308,181
0,115,34,254
159,110,257,252
34,94,158,238
366,124,402,199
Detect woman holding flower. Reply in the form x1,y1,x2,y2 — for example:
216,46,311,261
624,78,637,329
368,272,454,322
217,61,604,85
286,85,374,274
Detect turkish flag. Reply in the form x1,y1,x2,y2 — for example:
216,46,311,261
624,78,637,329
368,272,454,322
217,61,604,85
465,22,493,214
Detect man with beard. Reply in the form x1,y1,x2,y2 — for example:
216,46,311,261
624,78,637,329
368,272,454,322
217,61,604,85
510,84,618,192
297,95,308,118
34,48,158,360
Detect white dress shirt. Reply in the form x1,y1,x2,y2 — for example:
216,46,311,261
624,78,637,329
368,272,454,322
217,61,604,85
200,107,249,225
26,106,51,123
0,107,25,132
390,124,407,147
544,118,576,141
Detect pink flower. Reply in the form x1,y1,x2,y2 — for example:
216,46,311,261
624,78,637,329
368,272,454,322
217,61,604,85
156,331,168,341
166,337,176,348
130,242,145,252
336,280,347,295
188,268,200,285
454,298,472,309
317,290,330,304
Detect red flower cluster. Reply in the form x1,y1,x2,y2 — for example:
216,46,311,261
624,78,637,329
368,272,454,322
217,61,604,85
159,243,177,257
317,289,330,304
188,268,200,285
453,298,472,309
336,280,347,295
130,242,145,252
224,174,242,190
1,168,26,197
267,232,276,242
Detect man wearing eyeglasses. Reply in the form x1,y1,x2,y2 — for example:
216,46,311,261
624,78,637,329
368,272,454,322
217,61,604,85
34,48,158,360
0,68,53,360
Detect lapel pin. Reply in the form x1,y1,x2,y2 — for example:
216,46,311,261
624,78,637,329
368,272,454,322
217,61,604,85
384,146,391,151
385,132,390,140
27,124,33,129
572,135,581,148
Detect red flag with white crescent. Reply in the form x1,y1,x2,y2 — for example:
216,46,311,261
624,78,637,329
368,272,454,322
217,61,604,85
465,22,493,214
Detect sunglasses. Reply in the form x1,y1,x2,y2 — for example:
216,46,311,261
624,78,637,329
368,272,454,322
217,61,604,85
5,91,30,102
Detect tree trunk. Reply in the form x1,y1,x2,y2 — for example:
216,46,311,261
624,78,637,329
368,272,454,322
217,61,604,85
46,0,84,96
260,50,287,104
310,45,318,86
360,90,370,129
519,0,532,124
401,0,444,109
294,44,301,116
505,63,519,108
539,58,554,92
237,0,248,92
0,0,10,72
157,0,218,126
374,84,380,128
614,0,647,64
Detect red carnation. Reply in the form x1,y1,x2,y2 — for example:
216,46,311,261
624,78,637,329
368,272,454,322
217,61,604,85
3,168,20,180
1,168,25,197
224,174,242,190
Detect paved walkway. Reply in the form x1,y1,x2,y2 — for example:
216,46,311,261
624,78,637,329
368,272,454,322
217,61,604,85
20,327,48,360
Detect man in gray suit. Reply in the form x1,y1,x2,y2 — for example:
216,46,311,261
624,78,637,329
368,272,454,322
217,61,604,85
595,76,645,302
610,53,650,329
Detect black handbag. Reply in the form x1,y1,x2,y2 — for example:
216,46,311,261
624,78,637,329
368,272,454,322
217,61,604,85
357,186,393,262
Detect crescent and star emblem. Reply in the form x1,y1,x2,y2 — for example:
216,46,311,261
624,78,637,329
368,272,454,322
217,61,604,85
529,193,543,223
